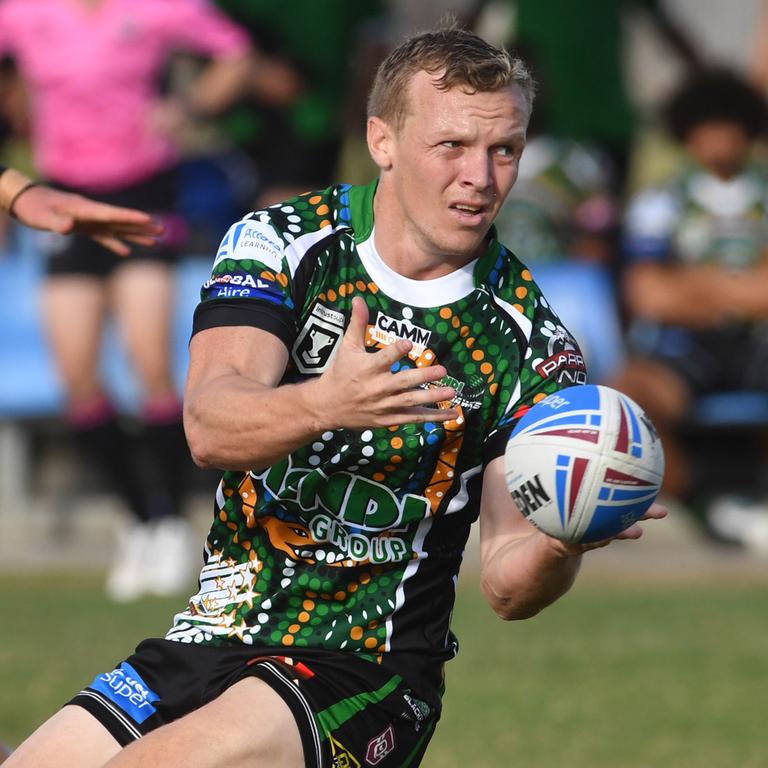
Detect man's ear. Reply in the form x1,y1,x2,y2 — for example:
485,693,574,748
367,116,395,171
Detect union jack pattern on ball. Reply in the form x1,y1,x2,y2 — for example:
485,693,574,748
504,384,665,543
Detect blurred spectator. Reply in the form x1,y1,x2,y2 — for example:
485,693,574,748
749,0,768,93
488,45,626,384
0,0,252,601
611,68,768,551
492,132,626,383
493,110,620,267
475,0,704,197
214,0,386,206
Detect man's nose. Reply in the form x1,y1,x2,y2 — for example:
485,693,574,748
460,149,493,190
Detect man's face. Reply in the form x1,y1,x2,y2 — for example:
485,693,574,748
685,121,751,180
373,71,529,264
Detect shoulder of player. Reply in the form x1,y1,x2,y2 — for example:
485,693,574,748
212,186,352,277
480,246,546,330
481,244,544,314
247,185,349,241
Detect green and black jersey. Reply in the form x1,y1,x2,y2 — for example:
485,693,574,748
167,179,586,697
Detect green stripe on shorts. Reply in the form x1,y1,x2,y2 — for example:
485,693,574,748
401,721,436,768
316,674,402,739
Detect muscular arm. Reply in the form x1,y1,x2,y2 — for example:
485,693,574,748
479,456,667,620
184,297,459,471
479,457,582,620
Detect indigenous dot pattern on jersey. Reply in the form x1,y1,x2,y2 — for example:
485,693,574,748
168,181,586,667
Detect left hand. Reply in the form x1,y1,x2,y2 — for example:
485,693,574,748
547,502,669,556
12,185,164,256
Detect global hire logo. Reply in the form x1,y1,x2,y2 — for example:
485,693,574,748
371,308,431,356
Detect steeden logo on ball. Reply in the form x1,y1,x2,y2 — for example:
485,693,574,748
504,384,665,544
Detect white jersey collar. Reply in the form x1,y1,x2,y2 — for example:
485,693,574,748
356,228,477,307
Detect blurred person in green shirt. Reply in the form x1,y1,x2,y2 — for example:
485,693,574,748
215,0,386,206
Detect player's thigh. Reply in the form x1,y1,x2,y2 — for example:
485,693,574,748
104,677,303,768
5,705,121,768
41,276,108,400
109,260,176,396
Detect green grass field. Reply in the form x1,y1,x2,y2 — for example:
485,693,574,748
1,570,767,767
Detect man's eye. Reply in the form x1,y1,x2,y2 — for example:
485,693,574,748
441,141,461,149
495,145,515,157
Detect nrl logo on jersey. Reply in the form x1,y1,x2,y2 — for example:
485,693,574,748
371,312,432,356
292,303,345,374
423,373,484,410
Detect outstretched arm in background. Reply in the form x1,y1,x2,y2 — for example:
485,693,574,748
0,166,163,256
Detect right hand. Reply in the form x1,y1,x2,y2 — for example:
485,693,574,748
311,297,459,430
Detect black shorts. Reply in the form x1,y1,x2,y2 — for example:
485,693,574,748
69,638,440,768
44,168,181,278
638,323,768,396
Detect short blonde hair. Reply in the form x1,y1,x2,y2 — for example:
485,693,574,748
368,26,535,130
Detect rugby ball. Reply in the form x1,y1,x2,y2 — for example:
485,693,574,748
504,384,664,544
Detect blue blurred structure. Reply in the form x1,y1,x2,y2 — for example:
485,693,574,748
0,225,213,515
524,261,768,430
531,262,625,385
691,391,768,428
0,227,62,417
0,227,211,417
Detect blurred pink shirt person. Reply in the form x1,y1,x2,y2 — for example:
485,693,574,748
0,0,250,190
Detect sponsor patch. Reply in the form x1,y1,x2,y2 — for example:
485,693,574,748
402,693,431,731
371,312,432,356
89,662,159,724
202,271,284,303
365,724,396,766
213,220,284,272
330,736,362,768
292,303,345,374
535,350,587,386
422,373,484,410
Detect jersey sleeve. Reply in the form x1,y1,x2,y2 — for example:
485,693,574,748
482,289,588,465
191,216,298,349
156,0,251,58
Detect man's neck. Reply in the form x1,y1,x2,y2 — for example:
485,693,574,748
371,183,483,281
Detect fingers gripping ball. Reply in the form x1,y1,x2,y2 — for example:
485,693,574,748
504,385,665,543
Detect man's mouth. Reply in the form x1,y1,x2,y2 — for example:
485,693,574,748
451,203,485,215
